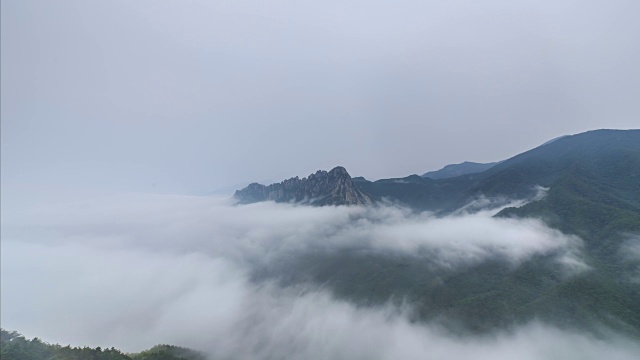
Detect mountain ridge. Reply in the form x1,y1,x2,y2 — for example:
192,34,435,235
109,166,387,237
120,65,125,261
234,129,640,338
234,166,373,206
235,129,640,213
422,161,498,179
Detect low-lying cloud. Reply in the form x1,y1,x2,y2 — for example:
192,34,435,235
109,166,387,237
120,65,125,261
1,193,635,359
3,193,583,268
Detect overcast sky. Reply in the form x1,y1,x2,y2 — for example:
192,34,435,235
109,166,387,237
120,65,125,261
2,0,639,194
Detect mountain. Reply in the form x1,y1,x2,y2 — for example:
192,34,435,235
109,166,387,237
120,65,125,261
466,129,640,199
235,130,640,219
494,130,640,260
237,129,640,337
234,166,373,206
354,129,640,212
235,130,640,213
422,161,498,179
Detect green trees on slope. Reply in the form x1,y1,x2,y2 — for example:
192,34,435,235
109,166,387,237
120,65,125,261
0,329,205,360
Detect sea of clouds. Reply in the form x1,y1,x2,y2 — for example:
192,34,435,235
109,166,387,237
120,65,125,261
2,192,638,359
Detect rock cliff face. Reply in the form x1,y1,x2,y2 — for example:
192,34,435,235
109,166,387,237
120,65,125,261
234,166,373,206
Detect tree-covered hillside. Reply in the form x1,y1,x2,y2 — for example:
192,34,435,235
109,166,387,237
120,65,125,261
252,129,640,337
0,329,205,360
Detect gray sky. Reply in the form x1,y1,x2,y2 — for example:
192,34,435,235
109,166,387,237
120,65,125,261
2,0,639,194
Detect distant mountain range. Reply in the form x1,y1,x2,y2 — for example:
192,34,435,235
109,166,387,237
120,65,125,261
236,129,640,336
235,129,640,213
235,129,640,267
235,130,640,254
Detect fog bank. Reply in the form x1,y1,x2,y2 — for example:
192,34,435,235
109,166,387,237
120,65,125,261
1,193,635,359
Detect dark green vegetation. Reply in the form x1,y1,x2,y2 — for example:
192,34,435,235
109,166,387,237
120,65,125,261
0,329,205,360
258,246,639,337
490,130,640,336
254,129,640,337
357,129,640,213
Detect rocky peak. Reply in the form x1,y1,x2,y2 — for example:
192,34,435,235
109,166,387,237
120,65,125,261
234,166,372,206
328,166,349,176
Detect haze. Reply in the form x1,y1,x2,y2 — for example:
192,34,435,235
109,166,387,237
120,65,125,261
3,194,639,359
2,1,640,359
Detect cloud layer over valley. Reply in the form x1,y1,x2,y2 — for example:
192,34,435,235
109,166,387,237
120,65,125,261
1,193,637,359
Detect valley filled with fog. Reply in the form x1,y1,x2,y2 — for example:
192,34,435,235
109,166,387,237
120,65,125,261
2,193,638,359
3,1,640,358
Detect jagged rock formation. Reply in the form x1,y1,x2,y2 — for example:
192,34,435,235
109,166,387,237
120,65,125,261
234,166,373,206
